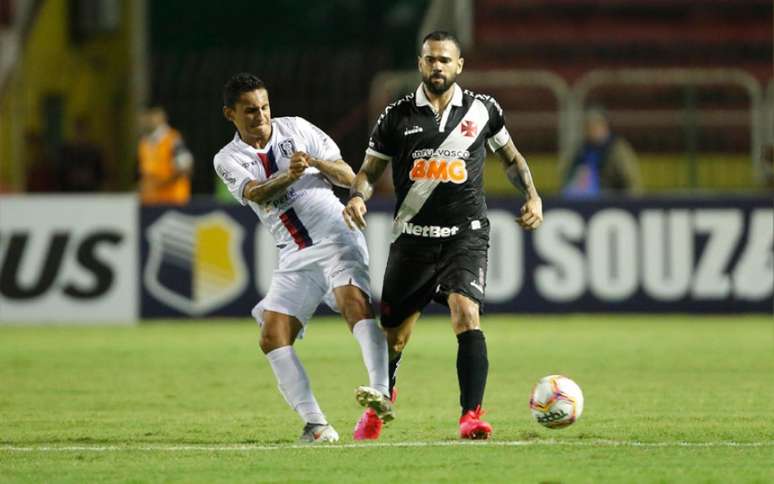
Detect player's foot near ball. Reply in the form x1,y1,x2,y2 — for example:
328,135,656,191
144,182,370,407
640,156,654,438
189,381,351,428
355,386,395,422
459,406,492,440
299,423,339,443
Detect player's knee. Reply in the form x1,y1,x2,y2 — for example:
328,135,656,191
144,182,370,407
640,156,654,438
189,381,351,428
259,329,290,354
337,286,374,325
341,296,373,325
258,333,276,354
449,296,480,333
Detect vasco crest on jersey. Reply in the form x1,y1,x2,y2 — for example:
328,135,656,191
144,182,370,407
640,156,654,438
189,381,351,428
460,120,477,138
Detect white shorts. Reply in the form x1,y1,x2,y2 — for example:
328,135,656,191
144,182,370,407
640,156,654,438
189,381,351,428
251,229,370,338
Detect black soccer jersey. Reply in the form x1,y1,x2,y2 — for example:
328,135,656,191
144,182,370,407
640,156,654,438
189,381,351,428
367,84,510,238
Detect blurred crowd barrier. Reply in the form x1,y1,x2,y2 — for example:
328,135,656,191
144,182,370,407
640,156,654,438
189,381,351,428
1,0,770,196
1,194,771,324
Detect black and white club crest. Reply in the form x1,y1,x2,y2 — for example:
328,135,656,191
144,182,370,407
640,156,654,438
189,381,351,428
279,139,297,158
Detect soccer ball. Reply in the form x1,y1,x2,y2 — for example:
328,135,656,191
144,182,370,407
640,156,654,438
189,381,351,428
529,375,584,429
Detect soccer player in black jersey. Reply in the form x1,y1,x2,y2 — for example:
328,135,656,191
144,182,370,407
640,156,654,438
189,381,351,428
344,31,543,440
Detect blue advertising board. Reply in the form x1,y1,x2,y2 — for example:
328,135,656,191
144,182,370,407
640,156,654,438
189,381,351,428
140,196,773,318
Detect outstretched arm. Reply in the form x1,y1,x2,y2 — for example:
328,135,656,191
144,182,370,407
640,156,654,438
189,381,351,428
243,152,308,204
304,154,356,188
495,139,543,231
342,154,390,229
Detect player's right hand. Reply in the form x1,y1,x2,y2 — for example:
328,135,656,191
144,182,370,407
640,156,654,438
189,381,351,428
343,196,368,229
288,152,309,180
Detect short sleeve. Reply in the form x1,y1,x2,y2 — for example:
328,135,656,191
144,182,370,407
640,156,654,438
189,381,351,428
366,103,398,161
485,96,511,152
213,153,256,206
296,117,342,161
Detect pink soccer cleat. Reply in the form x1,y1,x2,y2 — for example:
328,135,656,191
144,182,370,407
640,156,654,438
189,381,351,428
353,407,382,440
353,388,397,440
459,405,492,440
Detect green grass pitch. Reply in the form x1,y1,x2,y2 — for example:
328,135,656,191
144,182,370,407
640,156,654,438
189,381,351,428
1,315,772,483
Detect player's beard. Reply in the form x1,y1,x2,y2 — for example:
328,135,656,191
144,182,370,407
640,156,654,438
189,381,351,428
423,72,456,95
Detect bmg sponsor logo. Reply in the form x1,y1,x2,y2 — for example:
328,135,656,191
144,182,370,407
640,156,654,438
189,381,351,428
409,159,468,184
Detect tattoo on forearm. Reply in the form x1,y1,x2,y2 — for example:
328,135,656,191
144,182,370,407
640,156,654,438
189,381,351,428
314,159,354,187
351,173,374,200
352,158,388,201
362,161,385,185
506,159,536,196
246,173,295,203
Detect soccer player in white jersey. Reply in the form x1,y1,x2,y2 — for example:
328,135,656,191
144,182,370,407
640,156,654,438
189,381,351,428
214,73,394,443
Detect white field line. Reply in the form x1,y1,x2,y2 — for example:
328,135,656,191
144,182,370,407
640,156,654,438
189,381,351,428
1,440,772,452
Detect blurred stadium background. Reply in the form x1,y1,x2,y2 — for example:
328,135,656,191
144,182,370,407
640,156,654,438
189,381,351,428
0,0,770,322
0,1,772,481
1,0,773,196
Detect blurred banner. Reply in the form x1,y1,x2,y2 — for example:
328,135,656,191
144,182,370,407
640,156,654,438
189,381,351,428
0,195,138,323
140,197,772,318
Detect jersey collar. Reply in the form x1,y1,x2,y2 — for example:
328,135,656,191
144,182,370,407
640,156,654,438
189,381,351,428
415,83,463,131
232,122,275,154
415,83,463,109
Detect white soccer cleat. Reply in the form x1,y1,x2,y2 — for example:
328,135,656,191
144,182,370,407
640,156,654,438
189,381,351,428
299,423,339,443
355,386,395,423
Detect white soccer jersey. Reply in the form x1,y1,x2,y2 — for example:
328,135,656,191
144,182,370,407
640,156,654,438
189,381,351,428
214,116,349,252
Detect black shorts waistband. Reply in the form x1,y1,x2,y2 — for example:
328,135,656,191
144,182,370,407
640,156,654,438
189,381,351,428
396,218,489,241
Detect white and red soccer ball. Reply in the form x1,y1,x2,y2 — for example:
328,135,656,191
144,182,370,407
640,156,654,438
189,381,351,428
529,375,584,429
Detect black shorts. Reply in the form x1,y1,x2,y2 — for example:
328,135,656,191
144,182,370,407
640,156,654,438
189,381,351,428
379,221,489,328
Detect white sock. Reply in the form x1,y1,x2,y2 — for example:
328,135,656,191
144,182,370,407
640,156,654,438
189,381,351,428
352,319,389,397
265,346,327,425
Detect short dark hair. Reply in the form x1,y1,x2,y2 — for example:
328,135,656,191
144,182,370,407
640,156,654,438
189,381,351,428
421,31,462,56
223,73,267,108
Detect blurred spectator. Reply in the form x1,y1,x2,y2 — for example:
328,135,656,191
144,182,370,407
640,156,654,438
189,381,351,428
560,107,641,197
138,107,193,205
57,116,106,192
24,130,58,192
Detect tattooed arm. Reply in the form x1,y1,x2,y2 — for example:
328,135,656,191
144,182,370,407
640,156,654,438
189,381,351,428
342,154,390,229
303,152,356,188
495,139,543,231
243,152,308,204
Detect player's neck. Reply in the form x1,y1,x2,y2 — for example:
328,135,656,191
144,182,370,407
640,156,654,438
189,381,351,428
239,128,272,149
423,84,455,114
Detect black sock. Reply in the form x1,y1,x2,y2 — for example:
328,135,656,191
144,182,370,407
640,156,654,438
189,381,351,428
456,329,488,415
388,352,402,396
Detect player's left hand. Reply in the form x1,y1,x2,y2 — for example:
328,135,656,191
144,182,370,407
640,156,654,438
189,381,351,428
288,152,309,180
518,196,543,231
296,151,318,169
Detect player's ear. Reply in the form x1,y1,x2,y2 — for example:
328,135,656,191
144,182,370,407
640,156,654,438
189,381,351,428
223,106,234,123
457,57,464,74
417,55,423,73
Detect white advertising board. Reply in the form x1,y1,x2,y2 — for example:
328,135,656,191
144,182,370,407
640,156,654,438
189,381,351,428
0,195,138,324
